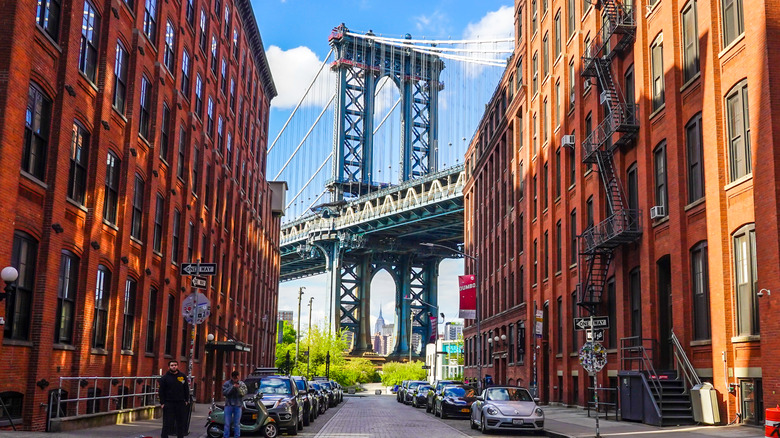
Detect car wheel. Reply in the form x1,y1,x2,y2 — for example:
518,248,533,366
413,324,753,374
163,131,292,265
297,415,304,430
440,406,448,419
262,422,279,438
303,406,310,426
412,398,417,408
470,415,477,430
480,414,488,434
288,426,298,436
206,423,223,438
426,402,432,413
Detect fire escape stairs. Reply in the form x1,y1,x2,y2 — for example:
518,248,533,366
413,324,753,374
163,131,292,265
577,0,641,314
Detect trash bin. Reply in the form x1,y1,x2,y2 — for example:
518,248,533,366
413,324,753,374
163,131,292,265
691,382,720,425
765,407,780,437
375,389,382,395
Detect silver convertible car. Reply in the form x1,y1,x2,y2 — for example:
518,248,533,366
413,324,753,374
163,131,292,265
469,386,544,434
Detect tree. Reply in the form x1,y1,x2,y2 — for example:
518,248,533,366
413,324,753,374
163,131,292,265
380,361,427,386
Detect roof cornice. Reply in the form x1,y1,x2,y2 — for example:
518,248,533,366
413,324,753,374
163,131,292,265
236,0,277,100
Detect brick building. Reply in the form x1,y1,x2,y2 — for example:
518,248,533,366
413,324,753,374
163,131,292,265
464,0,776,426
0,0,282,430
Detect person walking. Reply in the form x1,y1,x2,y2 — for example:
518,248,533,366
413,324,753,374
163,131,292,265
159,360,190,438
222,370,247,437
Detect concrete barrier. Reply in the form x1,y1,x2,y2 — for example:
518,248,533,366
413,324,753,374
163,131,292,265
48,406,160,432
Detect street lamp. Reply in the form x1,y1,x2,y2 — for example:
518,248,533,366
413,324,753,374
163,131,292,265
307,297,314,378
420,242,481,390
1,266,18,302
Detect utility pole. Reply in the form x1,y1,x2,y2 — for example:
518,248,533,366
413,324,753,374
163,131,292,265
409,309,414,362
307,297,314,378
296,287,305,369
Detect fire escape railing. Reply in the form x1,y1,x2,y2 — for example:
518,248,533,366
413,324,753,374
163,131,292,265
577,0,640,315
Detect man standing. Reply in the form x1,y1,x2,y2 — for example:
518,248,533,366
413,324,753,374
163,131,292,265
222,371,247,437
159,360,190,438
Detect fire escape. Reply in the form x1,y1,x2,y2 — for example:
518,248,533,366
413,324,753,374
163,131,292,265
578,0,641,315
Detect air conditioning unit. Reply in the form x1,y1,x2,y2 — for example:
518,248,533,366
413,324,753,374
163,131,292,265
600,90,609,104
649,205,666,220
562,135,576,148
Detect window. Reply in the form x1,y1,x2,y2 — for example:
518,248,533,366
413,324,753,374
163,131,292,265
542,0,548,16
555,80,561,127
586,197,593,229
79,1,99,82
651,35,665,111
555,11,561,58
691,241,710,340
568,133,576,186
5,232,38,341
607,278,616,348
543,161,548,210
0,392,23,422
224,5,230,40
36,0,61,41
233,28,239,58
55,250,79,344
726,81,751,181
177,127,186,179
164,20,175,72
192,146,200,195
146,287,158,353
143,0,158,43
733,225,758,336
532,238,538,284
568,59,575,105
543,33,549,78
181,50,191,96
139,76,151,139
532,113,538,155
568,0,575,38
519,213,524,253
571,291,578,351
654,142,667,212
23,83,51,181
686,113,704,202
122,278,137,351
532,173,537,218
160,103,170,160
93,265,111,349
227,133,233,167
199,9,207,52
207,97,215,136
532,0,538,34
221,58,227,94
218,116,224,152
103,151,120,224
516,58,523,89
131,174,144,240
68,122,89,205
230,77,236,110
544,230,549,279
627,163,639,211
532,52,538,94
211,35,218,75
682,1,699,82
113,42,129,113
555,148,561,198
569,209,577,265
153,194,164,252
172,209,180,264
722,0,744,47
517,321,526,365
556,220,562,272
195,74,203,117
187,222,194,261
629,268,642,338
186,0,194,25
556,297,563,354
165,294,175,355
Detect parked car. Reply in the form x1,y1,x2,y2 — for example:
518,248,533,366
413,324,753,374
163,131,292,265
470,386,544,433
330,380,343,403
313,379,336,407
411,384,432,408
309,381,328,415
396,380,411,403
292,376,316,426
245,374,305,435
403,381,428,405
433,384,478,419
206,392,278,438
426,380,463,413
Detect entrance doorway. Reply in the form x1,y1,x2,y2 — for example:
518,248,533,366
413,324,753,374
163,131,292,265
656,256,672,370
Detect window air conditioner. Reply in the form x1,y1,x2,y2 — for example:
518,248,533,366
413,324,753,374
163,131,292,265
649,205,666,220
562,135,576,148
600,90,609,104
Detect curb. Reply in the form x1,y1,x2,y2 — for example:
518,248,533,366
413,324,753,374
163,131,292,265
545,430,574,438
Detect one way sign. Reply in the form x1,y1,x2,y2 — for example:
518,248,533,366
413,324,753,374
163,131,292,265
180,263,217,276
574,316,609,331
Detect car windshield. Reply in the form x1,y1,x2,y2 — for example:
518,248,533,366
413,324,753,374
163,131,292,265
257,378,293,395
319,382,332,390
487,388,533,402
311,383,321,390
444,387,466,397
437,381,461,391
409,382,422,389
294,380,306,391
419,386,431,393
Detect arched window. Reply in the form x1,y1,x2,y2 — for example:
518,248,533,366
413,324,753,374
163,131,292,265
5,231,38,340
690,241,710,340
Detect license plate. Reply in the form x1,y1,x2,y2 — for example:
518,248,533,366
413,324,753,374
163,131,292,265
512,419,524,425
461,408,470,413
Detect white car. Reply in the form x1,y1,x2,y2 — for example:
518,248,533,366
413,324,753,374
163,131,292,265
469,386,544,434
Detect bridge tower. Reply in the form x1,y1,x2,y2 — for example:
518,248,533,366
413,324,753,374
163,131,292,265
313,25,445,358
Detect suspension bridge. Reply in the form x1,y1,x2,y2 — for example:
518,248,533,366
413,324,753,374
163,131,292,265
269,24,513,358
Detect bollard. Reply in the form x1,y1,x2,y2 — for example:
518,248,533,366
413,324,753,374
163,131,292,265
766,407,780,437
375,389,381,395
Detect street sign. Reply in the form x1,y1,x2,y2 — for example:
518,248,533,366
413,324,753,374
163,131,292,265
180,263,217,276
579,341,608,374
182,292,211,324
191,276,207,289
574,316,609,331
535,310,544,338
586,329,605,342
421,365,431,370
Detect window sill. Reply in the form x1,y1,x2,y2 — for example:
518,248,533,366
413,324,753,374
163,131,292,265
555,353,563,358
3,339,33,347
724,174,753,192
66,197,88,212
91,348,109,355
684,197,705,212
680,71,701,93
145,352,156,358
0,418,22,427
121,349,135,356
20,169,48,189
582,5,593,21
77,70,99,93
130,236,144,246
111,106,128,123
649,103,666,121
719,33,746,59
35,24,62,53
690,339,712,347
731,335,760,344
54,343,76,351
645,1,662,18
102,219,119,231
652,216,669,227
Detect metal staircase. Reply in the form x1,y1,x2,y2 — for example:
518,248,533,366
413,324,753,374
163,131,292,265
577,0,641,314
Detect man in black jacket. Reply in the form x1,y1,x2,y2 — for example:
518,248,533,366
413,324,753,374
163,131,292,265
159,360,190,438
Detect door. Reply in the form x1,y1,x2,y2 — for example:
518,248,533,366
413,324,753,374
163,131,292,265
657,256,673,370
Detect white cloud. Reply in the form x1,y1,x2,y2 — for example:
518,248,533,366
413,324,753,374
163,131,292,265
462,5,515,41
266,45,335,110
413,10,449,36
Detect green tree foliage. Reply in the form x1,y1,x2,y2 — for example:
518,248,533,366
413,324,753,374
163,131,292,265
380,361,427,386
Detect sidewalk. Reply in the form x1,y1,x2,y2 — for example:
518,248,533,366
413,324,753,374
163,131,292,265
542,405,766,438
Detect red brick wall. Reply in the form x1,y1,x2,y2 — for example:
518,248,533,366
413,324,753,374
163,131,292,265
0,0,280,431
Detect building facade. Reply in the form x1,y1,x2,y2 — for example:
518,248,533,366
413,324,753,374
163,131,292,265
278,310,294,326
444,322,463,341
464,0,777,426
0,0,280,430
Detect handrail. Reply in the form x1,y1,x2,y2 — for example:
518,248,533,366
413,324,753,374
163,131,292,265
670,329,701,392
619,337,663,411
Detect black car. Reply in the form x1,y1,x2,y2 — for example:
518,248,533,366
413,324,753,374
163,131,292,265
426,380,463,413
433,384,478,419
292,376,316,426
309,381,328,414
330,380,343,403
245,374,305,435
412,384,432,408
312,378,336,407
403,381,428,405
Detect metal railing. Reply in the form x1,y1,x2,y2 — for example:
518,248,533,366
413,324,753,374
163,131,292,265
670,329,701,393
587,386,619,420
620,337,663,409
579,209,642,253
47,376,160,431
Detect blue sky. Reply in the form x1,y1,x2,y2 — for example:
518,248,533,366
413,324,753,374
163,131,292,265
251,0,513,335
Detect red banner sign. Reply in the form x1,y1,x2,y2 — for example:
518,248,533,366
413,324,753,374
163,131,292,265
459,275,476,319
429,315,438,343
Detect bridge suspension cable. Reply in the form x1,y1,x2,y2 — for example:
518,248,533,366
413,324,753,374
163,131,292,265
273,93,336,181
286,153,333,210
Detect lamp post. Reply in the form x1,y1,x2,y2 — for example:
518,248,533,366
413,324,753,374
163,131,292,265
307,297,314,378
296,287,305,369
1,266,18,301
420,242,481,390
